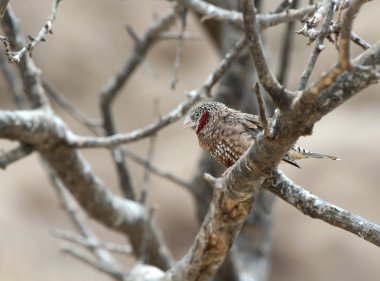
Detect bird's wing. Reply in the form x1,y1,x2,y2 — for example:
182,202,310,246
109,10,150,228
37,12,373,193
219,111,262,144
224,111,263,136
240,113,263,133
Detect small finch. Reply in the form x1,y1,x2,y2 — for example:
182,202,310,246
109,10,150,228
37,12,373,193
184,101,339,168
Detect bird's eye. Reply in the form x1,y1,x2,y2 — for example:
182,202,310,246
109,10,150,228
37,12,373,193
194,112,201,118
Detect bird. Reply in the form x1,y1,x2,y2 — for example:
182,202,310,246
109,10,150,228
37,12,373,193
184,101,339,169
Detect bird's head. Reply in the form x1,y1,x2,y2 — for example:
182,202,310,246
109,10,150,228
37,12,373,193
184,101,227,134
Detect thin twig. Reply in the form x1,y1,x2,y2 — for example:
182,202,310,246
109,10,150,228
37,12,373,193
62,245,127,281
298,0,336,90
67,37,247,148
253,83,268,136
1,7,50,108
42,78,104,135
276,0,298,86
100,6,181,201
300,0,368,98
53,229,132,255
124,150,191,190
0,144,33,169
139,135,157,204
0,0,63,63
171,7,188,90
160,31,202,41
0,50,26,108
48,170,123,272
350,30,371,50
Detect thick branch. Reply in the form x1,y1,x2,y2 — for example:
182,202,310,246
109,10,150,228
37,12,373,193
221,41,380,201
0,110,173,270
264,170,380,247
169,186,253,281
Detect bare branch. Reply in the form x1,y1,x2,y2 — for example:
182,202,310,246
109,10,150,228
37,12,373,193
253,83,268,136
220,40,380,201
0,50,26,108
0,144,33,169
171,7,188,90
339,0,366,69
350,30,371,50
298,0,336,90
264,170,380,247
100,6,179,106
241,0,294,110
53,229,132,255
1,7,50,108
61,245,127,281
42,78,104,135
50,172,123,269
176,0,317,29
0,0,9,23
124,150,192,190
100,6,181,200
168,178,254,281
0,107,174,269
139,136,157,204
66,37,247,149
0,0,62,63
276,0,299,86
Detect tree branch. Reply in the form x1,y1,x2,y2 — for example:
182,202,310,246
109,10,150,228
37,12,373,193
338,0,366,70
42,78,103,135
298,0,336,90
0,143,33,169
221,40,380,201
61,245,127,281
168,181,254,281
264,170,380,247
0,0,62,63
1,7,50,108
65,37,247,149
176,0,317,29
241,0,294,110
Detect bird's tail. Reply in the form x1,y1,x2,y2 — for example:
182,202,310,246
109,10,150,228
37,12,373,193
288,145,341,161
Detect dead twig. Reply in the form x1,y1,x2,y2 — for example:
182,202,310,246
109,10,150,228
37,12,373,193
0,144,34,169
0,0,63,63
298,0,336,90
67,37,247,148
42,78,103,135
171,7,188,90
253,83,268,136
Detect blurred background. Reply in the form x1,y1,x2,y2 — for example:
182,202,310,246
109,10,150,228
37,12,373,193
0,0,379,280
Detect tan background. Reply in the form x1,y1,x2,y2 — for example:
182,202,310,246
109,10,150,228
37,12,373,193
0,1,379,280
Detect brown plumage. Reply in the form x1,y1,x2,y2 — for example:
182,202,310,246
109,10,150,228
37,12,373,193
184,101,339,168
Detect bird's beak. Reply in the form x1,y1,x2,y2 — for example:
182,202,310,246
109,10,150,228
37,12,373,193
183,115,196,129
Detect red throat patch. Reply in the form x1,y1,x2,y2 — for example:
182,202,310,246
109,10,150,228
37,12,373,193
196,112,209,134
